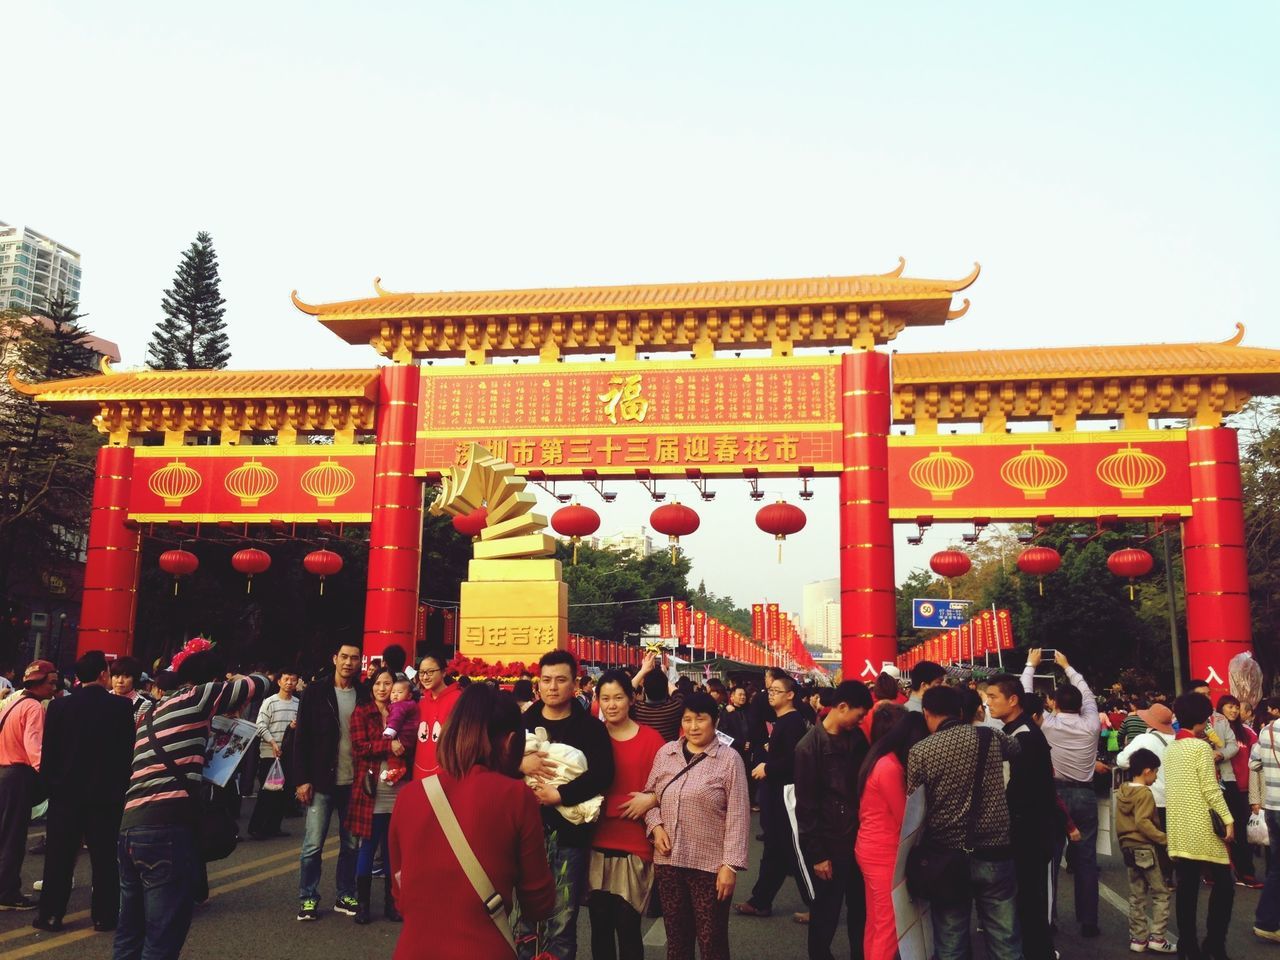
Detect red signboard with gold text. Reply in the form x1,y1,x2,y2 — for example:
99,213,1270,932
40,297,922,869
415,356,842,478
128,445,376,522
888,430,1191,520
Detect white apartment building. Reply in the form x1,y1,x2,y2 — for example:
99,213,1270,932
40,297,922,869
599,526,654,559
0,221,83,311
802,577,841,655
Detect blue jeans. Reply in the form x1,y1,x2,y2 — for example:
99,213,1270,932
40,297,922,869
515,838,587,960
931,856,1023,960
112,823,198,960
1053,783,1099,928
298,785,359,904
356,813,390,878
1257,809,1280,933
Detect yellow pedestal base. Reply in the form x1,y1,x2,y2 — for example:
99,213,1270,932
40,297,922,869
458,578,567,662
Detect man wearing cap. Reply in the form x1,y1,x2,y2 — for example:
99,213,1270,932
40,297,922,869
1116,702,1176,825
0,660,59,910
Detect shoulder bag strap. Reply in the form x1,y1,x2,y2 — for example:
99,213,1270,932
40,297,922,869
963,727,993,852
657,750,708,803
423,775,517,956
144,707,200,804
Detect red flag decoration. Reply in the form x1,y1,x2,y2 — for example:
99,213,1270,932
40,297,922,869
442,608,456,648
658,601,673,639
674,601,689,642
972,612,991,655
766,603,780,646
693,610,707,650
751,604,764,641
995,609,1015,650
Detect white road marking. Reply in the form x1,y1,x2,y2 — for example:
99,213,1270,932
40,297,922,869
1099,880,1130,916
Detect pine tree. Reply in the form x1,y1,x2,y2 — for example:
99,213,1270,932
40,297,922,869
147,231,230,369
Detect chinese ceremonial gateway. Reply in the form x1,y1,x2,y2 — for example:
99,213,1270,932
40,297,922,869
13,261,1280,694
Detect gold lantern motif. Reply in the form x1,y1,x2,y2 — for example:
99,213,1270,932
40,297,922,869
223,459,279,507
1096,445,1166,499
300,459,357,506
908,449,974,501
999,446,1069,500
147,459,202,507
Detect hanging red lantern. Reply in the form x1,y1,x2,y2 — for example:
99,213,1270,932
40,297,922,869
755,500,807,563
303,549,344,595
1017,545,1062,595
930,549,971,598
1108,547,1154,601
158,549,198,596
451,506,488,540
551,503,600,565
231,548,271,594
650,501,700,562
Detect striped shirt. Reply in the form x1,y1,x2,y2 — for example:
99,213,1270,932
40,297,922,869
1250,719,1280,812
256,692,299,758
121,674,265,829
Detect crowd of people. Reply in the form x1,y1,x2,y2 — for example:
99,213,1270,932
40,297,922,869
0,641,1277,960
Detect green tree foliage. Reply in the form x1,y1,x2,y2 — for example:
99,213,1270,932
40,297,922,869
1239,399,1280,682
0,295,102,663
687,579,752,635
147,231,230,369
560,543,690,641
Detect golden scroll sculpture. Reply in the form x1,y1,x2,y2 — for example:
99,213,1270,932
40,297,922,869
430,443,567,662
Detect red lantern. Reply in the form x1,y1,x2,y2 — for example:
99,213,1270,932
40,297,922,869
303,548,344,595
1108,547,1154,600
158,549,198,596
930,549,972,598
650,502,700,562
1017,545,1061,595
755,500,807,563
231,548,271,594
551,503,601,565
451,507,488,540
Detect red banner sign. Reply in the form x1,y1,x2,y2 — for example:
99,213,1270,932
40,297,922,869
674,601,689,641
888,430,1191,520
128,445,375,523
658,601,673,639
415,356,842,479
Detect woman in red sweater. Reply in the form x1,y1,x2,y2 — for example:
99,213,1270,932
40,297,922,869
389,683,554,960
589,669,665,960
855,707,928,960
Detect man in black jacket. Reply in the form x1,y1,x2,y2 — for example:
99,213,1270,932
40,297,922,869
292,640,369,921
986,675,1059,960
32,651,134,932
517,649,615,960
794,681,872,960
737,672,812,918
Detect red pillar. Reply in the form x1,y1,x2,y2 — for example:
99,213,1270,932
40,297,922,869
1183,426,1252,698
79,445,141,658
363,365,424,654
839,350,897,681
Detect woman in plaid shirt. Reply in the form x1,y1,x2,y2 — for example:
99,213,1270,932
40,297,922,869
644,692,750,960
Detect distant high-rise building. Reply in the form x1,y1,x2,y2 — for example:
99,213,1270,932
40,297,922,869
598,526,654,559
0,221,82,311
802,577,841,655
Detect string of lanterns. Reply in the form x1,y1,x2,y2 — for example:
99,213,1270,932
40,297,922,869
929,541,1158,600
157,546,344,595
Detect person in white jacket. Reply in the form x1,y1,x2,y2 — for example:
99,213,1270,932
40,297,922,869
1116,702,1177,819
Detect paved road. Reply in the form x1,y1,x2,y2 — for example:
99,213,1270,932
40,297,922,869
0,803,1267,959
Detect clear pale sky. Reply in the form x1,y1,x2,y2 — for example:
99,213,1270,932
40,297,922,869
5,2,1278,628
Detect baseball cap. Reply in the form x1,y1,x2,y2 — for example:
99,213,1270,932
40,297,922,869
23,660,57,684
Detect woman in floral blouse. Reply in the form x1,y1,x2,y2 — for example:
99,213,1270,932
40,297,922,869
1163,692,1234,960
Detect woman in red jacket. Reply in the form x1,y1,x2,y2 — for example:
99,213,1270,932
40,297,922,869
346,668,414,923
589,669,665,960
389,682,554,960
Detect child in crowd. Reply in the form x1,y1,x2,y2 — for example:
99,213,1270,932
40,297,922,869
381,679,420,785
1116,749,1175,954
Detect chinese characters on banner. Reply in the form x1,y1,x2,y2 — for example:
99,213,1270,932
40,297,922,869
658,601,673,639
766,603,780,647
673,601,689,642
751,604,764,642
415,357,843,478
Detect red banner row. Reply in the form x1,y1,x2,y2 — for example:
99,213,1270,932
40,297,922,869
898,609,1016,669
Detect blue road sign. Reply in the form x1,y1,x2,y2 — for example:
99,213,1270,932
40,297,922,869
911,598,973,630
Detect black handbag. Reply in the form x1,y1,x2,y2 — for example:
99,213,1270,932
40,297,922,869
1209,808,1227,839
906,726,993,905
144,709,239,862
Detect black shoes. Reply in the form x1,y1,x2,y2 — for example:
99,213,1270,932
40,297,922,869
93,920,117,932
1082,924,1101,938
0,895,36,911
31,916,62,932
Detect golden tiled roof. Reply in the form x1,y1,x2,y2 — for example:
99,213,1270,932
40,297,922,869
9,365,380,404
893,326,1280,386
293,261,981,322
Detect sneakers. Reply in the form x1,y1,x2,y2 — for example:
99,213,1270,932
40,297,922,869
1130,940,1148,953
1146,937,1176,953
0,895,37,911
333,895,359,917
296,898,320,921
1256,927,1280,944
